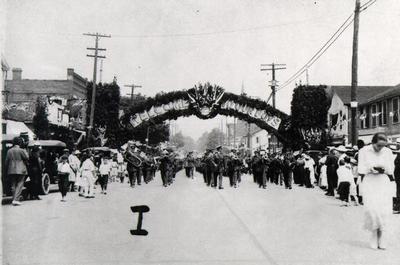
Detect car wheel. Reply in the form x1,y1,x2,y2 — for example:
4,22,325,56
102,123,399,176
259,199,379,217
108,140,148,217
40,173,50,195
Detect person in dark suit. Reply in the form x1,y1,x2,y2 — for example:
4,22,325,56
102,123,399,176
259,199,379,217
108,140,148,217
28,142,43,200
213,146,225,189
325,148,338,196
5,137,29,206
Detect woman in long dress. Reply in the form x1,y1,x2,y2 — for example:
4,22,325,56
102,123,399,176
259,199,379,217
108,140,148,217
358,133,395,250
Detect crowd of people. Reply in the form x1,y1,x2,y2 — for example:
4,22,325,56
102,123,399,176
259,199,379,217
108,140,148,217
4,132,400,250
3,138,184,205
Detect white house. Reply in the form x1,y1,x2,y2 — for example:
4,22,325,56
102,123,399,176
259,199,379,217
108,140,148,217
250,128,269,154
47,96,70,127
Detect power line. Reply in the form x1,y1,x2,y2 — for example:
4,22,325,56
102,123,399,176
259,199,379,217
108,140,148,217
278,13,354,90
277,0,377,91
278,16,355,91
110,15,343,39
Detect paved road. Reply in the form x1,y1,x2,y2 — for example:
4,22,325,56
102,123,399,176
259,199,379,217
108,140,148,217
2,171,400,265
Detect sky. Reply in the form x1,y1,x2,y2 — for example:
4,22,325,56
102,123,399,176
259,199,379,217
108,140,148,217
3,0,400,140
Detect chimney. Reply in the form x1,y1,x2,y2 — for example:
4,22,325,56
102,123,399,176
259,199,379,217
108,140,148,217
12,68,22,80
67,68,74,80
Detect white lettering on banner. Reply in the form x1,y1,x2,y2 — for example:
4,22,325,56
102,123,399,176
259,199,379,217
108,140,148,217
130,99,281,129
147,107,157,118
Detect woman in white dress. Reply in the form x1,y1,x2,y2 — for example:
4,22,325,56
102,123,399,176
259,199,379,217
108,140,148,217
358,133,395,250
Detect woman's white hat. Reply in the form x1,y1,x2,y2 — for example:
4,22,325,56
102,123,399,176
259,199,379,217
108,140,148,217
335,145,347,153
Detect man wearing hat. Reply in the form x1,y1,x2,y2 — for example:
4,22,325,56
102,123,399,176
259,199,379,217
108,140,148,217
325,148,339,196
159,150,171,187
213,145,224,189
184,151,196,179
204,149,216,187
5,137,29,206
57,154,71,202
68,149,81,192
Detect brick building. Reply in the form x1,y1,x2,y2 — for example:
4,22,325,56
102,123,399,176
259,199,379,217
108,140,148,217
325,84,400,145
4,68,88,130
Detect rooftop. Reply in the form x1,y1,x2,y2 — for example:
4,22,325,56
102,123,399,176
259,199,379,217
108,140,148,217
326,85,394,105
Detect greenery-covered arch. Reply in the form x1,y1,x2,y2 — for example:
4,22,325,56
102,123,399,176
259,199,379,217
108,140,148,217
121,83,292,144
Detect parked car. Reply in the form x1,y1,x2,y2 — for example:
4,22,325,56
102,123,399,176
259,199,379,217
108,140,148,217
26,140,67,195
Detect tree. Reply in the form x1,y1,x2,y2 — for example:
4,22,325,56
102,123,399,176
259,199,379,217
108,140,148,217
86,81,122,147
32,97,49,139
206,128,225,150
169,131,196,151
196,128,225,151
119,94,170,146
290,85,330,149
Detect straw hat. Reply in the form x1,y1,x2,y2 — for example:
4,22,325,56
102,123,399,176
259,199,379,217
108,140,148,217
335,145,347,153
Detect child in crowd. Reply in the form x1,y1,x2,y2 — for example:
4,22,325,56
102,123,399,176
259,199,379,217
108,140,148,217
99,157,111,194
110,157,119,183
337,156,358,206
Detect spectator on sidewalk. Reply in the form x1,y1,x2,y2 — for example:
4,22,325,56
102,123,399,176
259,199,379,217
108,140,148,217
5,137,29,206
57,155,71,202
99,157,111,194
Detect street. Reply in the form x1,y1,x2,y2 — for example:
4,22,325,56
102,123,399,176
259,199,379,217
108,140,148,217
2,171,400,265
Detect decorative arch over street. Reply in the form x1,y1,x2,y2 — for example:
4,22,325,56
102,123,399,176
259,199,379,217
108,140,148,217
121,83,292,144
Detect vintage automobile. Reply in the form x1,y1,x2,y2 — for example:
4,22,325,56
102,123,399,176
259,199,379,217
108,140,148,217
26,140,67,195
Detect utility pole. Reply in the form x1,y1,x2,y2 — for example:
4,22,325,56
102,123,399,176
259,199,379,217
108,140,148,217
261,63,286,108
305,66,309,86
84,32,111,145
99,59,103,83
350,0,360,146
125,83,142,102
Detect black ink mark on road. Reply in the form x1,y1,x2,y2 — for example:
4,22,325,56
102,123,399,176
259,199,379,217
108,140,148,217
130,205,150,236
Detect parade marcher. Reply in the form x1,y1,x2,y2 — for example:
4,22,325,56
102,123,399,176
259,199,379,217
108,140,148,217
213,146,225,189
27,142,42,200
358,133,395,250
282,153,293,189
126,147,142,188
57,155,71,202
200,152,208,184
251,151,263,188
184,151,196,179
142,153,153,184
159,150,171,187
204,150,216,187
99,157,111,194
68,149,81,192
325,148,338,196
81,152,97,198
5,137,29,206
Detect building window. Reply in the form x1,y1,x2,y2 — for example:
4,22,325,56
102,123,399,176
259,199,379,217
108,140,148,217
382,100,387,125
377,101,387,126
256,137,259,144
393,97,399,123
371,103,377,127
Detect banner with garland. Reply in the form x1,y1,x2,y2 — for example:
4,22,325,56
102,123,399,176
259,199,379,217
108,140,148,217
121,83,294,145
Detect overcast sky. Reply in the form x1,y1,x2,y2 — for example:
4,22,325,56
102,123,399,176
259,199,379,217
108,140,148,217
3,0,400,139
